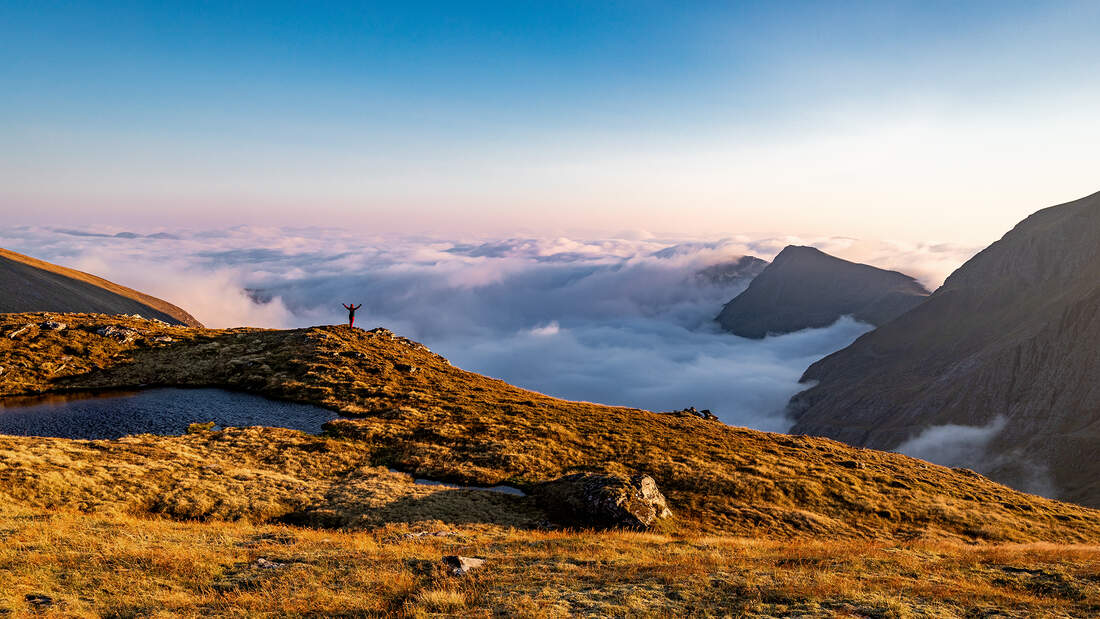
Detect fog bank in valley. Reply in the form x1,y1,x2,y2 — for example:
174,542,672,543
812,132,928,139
0,225,979,432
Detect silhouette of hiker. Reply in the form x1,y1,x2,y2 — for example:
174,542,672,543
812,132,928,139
342,303,362,328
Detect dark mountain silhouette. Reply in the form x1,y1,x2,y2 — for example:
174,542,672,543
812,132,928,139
695,255,768,286
0,247,202,327
789,191,1100,506
715,245,929,338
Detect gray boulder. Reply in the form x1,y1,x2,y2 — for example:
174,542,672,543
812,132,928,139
96,325,142,343
442,555,485,576
534,472,672,530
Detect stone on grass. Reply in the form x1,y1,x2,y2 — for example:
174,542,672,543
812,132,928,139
442,555,485,576
534,472,673,530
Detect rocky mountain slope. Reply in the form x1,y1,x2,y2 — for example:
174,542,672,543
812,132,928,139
2,312,1098,544
716,245,929,338
0,247,201,327
790,191,1100,506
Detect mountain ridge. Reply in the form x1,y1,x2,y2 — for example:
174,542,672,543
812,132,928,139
790,190,1100,506
715,245,929,338
0,247,202,327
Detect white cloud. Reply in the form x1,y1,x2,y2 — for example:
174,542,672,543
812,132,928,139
0,225,978,432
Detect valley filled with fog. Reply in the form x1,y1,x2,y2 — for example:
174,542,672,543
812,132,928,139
0,226,979,432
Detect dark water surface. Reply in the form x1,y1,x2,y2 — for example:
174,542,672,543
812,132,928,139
0,388,338,439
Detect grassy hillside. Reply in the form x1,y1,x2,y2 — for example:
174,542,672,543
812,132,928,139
3,312,1100,615
0,248,202,327
2,312,1098,545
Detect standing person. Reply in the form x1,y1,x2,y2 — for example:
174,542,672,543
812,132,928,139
342,303,362,328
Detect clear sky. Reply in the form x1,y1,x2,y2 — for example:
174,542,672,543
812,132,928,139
2,1,1098,244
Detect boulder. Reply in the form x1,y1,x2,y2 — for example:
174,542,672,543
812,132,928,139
442,555,485,576
96,325,142,343
39,320,67,331
533,472,672,530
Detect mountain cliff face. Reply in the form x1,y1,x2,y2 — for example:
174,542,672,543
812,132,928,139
0,248,202,327
715,245,929,338
790,191,1100,506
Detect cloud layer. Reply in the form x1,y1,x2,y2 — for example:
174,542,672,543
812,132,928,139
0,225,979,433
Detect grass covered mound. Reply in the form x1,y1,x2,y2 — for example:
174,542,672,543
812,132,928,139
2,312,1099,543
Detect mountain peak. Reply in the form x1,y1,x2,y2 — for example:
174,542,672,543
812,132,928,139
716,245,929,338
789,190,1100,506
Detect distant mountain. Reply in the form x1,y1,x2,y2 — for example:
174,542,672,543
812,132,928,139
789,191,1100,506
695,256,768,286
715,245,929,338
0,248,202,327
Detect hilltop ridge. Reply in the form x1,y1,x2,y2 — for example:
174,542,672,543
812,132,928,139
0,247,202,327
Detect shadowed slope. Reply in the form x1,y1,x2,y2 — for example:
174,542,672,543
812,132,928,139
1,312,1098,543
0,247,201,327
790,191,1100,506
716,246,929,338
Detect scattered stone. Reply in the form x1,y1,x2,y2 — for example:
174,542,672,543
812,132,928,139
534,472,673,530
254,558,286,570
39,320,67,331
7,324,33,339
96,325,142,343
666,406,719,421
442,555,485,576
24,594,53,609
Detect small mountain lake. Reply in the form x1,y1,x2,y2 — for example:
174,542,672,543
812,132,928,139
0,388,339,439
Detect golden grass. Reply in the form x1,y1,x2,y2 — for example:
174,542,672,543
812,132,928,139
3,311,1100,614
0,505,1097,617
2,312,1099,544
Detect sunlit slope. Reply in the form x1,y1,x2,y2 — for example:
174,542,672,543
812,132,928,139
0,247,202,327
790,191,1100,506
2,312,1098,543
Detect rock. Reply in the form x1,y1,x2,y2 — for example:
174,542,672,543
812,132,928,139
7,324,34,339
340,350,367,359
667,406,719,421
24,594,53,608
442,555,485,576
533,472,673,530
152,335,174,343
394,363,417,373
96,325,142,343
39,320,67,331
254,558,286,570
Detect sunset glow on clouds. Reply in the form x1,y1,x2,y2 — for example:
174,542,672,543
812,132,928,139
2,2,1098,245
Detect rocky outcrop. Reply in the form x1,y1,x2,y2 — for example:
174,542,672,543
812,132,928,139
716,246,929,338
0,247,201,327
534,472,672,529
695,256,768,286
789,191,1100,506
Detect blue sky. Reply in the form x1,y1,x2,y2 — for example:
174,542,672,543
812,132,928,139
2,1,1098,242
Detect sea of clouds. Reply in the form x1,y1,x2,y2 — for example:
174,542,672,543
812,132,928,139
0,225,980,433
